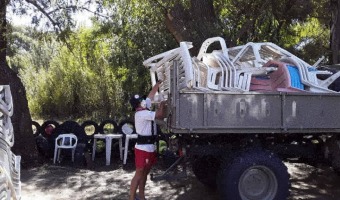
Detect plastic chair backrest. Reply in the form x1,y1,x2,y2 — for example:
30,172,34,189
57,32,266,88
55,134,77,147
197,37,229,61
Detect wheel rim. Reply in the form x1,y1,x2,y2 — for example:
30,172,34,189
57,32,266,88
238,165,278,200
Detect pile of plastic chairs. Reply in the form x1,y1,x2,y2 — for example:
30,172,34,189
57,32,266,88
0,85,21,200
143,37,340,96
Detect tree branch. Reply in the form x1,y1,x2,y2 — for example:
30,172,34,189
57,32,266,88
25,0,62,32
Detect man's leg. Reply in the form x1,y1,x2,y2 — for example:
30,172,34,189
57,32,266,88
129,168,145,200
138,167,151,200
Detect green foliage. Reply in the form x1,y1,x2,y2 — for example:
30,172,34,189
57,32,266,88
97,0,177,103
283,18,330,64
6,0,336,121
215,0,330,64
9,27,124,120
9,15,176,120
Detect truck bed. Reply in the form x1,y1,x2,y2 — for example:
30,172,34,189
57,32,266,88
168,91,340,134
142,38,340,135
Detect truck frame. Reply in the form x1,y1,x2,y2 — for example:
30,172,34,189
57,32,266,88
143,37,340,200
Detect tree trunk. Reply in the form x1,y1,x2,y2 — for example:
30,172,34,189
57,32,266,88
0,0,37,167
331,0,340,64
164,0,223,55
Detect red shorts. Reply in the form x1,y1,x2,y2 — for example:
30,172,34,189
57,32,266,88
134,148,157,169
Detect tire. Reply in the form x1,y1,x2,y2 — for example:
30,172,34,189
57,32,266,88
118,119,136,152
40,120,60,138
35,135,50,157
81,120,99,137
54,121,87,142
31,121,41,137
192,155,220,189
217,148,290,200
118,119,135,135
99,119,118,134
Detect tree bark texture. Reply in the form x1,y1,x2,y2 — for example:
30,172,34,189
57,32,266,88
331,0,340,64
164,0,223,55
0,0,37,167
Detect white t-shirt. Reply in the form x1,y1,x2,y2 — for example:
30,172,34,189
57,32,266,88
134,109,156,152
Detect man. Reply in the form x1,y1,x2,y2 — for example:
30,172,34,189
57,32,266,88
129,81,166,200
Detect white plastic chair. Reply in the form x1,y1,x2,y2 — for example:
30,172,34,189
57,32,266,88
197,37,229,61
191,57,211,91
144,41,194,91
0,86,14,147
197,37,228,91
280,57,337,93
53,134,78,164
202,54,224,90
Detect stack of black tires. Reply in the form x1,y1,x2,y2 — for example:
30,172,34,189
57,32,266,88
31,119,136,163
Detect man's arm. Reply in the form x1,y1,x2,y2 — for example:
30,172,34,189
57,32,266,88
147,80,162,100
155,100,167,120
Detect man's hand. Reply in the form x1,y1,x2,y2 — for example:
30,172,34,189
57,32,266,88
155,100,167,120
148,80,163,99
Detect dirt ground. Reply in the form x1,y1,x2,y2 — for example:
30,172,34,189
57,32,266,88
20,153,340,200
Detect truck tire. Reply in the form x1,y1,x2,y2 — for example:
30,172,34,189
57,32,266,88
217,148,290,200
192,155,220,189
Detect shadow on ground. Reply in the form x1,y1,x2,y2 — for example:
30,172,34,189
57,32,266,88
287,162,340,200
21,151,218,200
20,152,340,200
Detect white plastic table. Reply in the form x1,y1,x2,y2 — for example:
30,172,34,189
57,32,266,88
92,133,123,165
123,134,138,165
